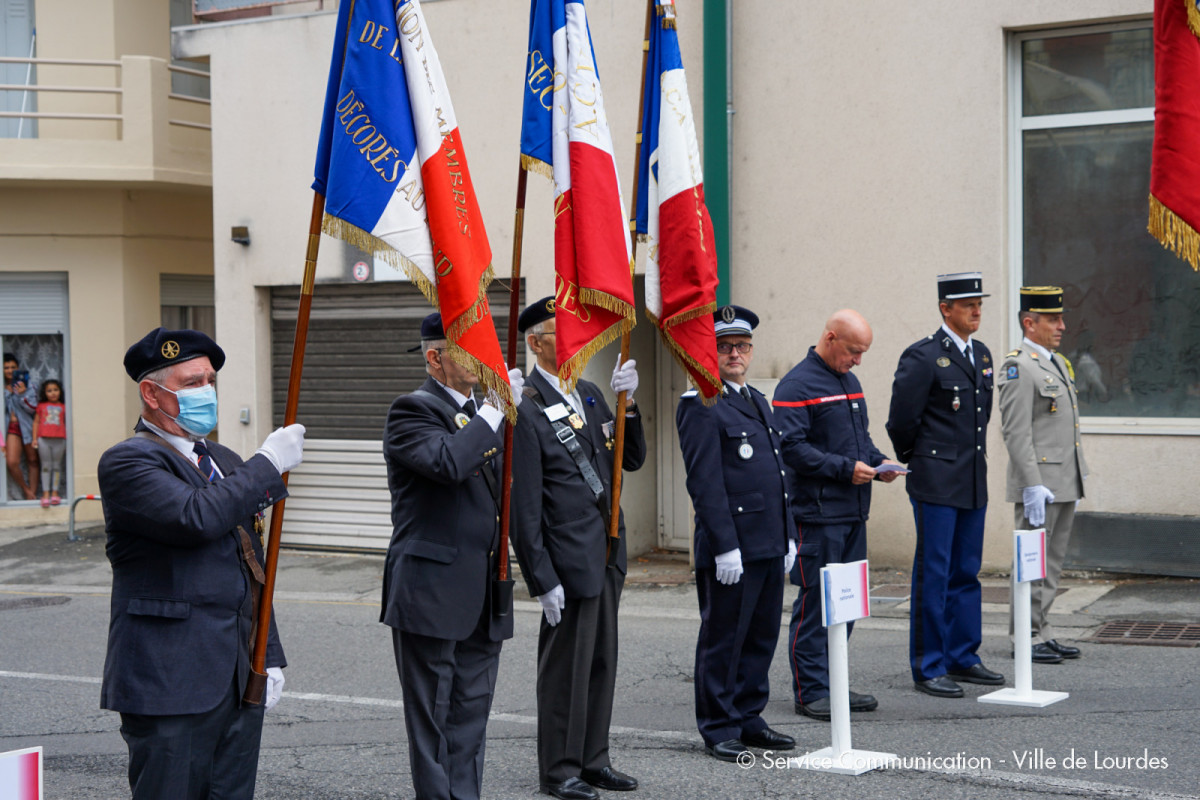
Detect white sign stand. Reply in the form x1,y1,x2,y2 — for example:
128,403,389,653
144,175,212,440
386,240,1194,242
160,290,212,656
979,529,1068,708
797,561,896,775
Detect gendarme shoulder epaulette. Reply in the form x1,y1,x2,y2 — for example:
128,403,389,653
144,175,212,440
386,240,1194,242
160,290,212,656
1006,349,1021,358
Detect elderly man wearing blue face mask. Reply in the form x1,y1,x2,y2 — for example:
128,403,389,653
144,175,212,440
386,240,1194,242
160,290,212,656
97,327,305,800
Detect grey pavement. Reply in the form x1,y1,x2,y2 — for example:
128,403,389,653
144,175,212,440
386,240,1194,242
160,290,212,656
2,521,1199,799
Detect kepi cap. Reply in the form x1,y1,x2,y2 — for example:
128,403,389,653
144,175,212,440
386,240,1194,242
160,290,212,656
124,327,225,382
519,296,556,333
407,312,445,352
713,305,759,337
1020,286,1064,313
937,272,989,301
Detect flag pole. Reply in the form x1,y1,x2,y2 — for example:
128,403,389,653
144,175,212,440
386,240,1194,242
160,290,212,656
497,165,529,599
606,0,655,563
244,190,324,704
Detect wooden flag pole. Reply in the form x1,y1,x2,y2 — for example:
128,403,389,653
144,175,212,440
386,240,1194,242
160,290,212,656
244,190,324,705
606,0,655,563
498,165,529,593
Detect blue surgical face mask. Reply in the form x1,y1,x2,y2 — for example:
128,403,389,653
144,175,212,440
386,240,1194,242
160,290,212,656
156,383,218,437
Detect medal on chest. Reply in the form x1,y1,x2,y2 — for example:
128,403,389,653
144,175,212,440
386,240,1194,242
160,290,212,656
1049,398,1058,413
567,412,584,430
738,437,754,460
952,386,961,412
454,412,470,429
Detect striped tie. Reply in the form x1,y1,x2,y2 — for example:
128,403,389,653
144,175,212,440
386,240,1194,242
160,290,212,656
193,441,219,482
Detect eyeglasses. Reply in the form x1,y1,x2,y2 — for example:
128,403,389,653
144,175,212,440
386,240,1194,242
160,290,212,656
717,342,753,355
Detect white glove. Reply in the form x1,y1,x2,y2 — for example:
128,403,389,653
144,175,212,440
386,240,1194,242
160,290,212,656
488,367,525,411
1021,485,1056,527
538,584,565,626
264,667,285,711
610,355,638,399
256,424,306,474
714,548,744,585
783,539,797,574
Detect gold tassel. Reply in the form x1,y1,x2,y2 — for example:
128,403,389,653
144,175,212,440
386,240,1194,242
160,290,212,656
1188,0,1200,40
556,318,633,394
578,289,637,322
443,339,518,423
1148,193,1200,271
662,301,717,328
646,309,721,406
521,155,554,182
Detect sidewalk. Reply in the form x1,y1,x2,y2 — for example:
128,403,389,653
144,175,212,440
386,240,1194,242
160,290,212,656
3,522,1198,636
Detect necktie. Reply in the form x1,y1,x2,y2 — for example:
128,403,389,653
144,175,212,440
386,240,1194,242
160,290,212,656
193,441,219,482
463,398,477,419
740,386,766,424
965,343,975,367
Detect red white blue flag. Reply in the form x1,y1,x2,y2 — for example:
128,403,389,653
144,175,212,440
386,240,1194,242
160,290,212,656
635,0,720,401
521,0,635,390
313,0,513,415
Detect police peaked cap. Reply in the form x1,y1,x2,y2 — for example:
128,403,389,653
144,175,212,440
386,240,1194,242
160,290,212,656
713,305,759,336
519,296,556,333
937,271,989,301
1020,286,1064,314
124,327,225,382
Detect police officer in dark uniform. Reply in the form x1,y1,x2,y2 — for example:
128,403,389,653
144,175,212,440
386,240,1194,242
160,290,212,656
676,305,796,762
99,327,305,800
511,297,644,800
772,309,900,720
381,313,524,800
886,272,1004,698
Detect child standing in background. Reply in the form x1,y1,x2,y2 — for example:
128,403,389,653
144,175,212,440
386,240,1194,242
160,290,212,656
32,379,66,507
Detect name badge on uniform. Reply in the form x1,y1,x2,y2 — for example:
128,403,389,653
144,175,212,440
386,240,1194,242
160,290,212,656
738,437,754,460
543,402,569,422
454,412,470,428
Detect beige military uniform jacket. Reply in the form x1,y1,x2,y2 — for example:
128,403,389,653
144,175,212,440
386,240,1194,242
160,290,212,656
997,344,1088,503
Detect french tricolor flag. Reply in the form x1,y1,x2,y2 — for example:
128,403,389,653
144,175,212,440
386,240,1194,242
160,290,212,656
521,0,635,390
0,747,41,800
635,0,721,402
313,0,513,415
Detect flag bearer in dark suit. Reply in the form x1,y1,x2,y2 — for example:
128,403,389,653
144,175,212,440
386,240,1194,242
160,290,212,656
99,327,305,800
772,309,901,721
511,297,645,800
381,312,524,800
998,286,1089,664
676,305,797,763
886,272,1004,698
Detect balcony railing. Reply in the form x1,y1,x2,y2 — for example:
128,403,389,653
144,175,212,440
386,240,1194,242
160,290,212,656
0,55,212,186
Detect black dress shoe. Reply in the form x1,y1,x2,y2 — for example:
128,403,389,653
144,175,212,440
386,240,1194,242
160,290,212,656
1029,642,1064,663
1045,639,1081,659
849,690,879,712
794,696,831,721
914,675,964,698
543,777,599,800
947,663,1005,685
580,766,638,791
742,726,795,750
705,738,751,762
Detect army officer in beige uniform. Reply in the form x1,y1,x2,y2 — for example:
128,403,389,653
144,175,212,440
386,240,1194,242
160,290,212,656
998,286,1089,664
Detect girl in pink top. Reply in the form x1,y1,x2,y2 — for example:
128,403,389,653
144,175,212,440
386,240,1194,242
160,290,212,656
33,380,66,507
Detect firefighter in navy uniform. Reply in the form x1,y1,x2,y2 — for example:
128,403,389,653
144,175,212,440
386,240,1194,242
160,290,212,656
886,272,1005,698
676,305,796,763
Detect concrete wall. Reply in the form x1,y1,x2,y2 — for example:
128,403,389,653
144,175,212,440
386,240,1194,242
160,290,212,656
176,0,1195,569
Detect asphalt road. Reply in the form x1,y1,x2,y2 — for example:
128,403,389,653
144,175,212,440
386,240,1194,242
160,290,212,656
2,528,1198,800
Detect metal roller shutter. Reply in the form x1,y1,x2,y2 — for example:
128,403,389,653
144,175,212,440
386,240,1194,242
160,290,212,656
270,279,523,550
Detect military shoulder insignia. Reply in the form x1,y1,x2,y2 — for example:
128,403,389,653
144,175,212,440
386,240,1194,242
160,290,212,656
680,389,698,398
1059,353,1076,382
936,356,951,367
1006,364,1019,379
1006,349,1021,358
982,354,990,364
454,412,470,428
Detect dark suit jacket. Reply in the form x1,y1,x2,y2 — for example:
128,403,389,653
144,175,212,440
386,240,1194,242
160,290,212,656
886,328,994,509
676,384,792,569
380,377,513,643
98,421,287,716
511,369,646,600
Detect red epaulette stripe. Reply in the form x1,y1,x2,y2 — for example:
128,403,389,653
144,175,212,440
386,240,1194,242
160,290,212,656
773,392,864,408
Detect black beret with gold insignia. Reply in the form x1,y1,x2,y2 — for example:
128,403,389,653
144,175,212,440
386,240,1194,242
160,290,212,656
124,327,225,382
518,296,556,333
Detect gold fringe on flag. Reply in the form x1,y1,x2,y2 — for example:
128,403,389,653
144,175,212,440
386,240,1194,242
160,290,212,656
1188,0,1200,40
521,154,554,182
557,313,634,395
662,301,717,328
655,0,677,29
646,308,721,406
321,214,440,305
1148,192,1200,271
444,337,518,423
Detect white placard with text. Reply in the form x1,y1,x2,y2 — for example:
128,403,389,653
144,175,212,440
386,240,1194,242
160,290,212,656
1015,529,1047,583
820,559,871,627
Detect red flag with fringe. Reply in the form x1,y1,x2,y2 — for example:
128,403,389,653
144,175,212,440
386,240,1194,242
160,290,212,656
1149,0,1200,271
